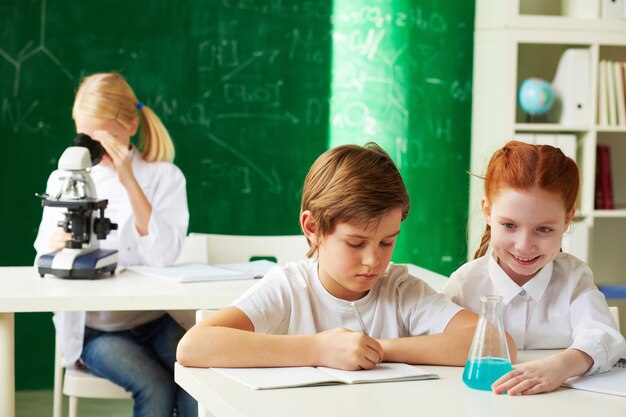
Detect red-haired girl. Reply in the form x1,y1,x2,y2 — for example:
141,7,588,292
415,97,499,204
444,140,625,395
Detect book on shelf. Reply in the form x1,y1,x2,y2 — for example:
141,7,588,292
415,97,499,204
615,61,626,126
595,147,603,209
599,59,626,127
607,60,618,126
595,145,614,210
127,260,276,283
212,362,438,390
598,60,609,126
562,358,626,397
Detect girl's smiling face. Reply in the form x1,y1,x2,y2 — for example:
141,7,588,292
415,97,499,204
484,188,574,286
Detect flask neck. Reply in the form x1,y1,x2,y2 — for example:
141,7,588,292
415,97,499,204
479,295,503,323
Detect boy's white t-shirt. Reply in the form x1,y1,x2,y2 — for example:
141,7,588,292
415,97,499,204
443,251,626,374
233,259,463,338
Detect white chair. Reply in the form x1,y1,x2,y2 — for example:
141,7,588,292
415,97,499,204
171,233,308,330
609,306,620,331
176,232,309,265
53,333,131,417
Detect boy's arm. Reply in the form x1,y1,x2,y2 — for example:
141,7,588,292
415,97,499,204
377,310,518,366
176,306,384,370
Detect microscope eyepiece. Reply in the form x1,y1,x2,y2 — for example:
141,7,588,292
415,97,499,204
71,133,105,166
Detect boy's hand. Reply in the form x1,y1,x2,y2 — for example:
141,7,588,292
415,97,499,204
314,327,384,370
492,355,576,395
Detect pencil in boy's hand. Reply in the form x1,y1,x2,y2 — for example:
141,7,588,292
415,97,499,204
350,301,369,335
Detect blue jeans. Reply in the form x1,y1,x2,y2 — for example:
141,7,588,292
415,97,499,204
81,314,197,417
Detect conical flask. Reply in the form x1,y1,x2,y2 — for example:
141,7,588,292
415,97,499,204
463,295,512,391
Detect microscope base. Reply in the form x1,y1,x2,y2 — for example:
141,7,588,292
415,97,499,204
38,249,118,279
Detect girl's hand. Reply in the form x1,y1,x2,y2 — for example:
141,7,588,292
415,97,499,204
492,354,580,395
92,130,135,186
90,130,152,236
314,327,384,370
49,228,71,250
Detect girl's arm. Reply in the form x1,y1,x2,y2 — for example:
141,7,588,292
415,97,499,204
378,310,518,366
492,348,592,395
176,306,384,370
494,261,623,395
93,130,188,265
93,130,152,235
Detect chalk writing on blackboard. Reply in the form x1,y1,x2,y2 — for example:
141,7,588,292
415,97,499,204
335,5,448,33
202,49,280,99
1,98,47,134
206,133,283,194
0,0,73,97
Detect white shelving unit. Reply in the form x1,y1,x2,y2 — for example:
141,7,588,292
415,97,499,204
469,0,626,289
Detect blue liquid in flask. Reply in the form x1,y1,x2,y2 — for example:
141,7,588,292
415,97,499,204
462,357,512,391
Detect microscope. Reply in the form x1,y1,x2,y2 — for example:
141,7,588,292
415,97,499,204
37,133,118,279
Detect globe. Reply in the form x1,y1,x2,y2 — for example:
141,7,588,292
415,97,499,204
518,78,554,116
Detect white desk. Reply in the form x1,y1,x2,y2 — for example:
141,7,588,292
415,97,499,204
175,351,625,417
0,264,445,417
0,266,258,417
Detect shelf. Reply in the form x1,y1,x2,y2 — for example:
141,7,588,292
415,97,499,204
596,126,626,133
514,123,589,132
478,16,626,33
593,209,626,218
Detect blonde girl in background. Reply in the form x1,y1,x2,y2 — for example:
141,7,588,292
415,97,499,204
444,140,625,395
34,73,195,416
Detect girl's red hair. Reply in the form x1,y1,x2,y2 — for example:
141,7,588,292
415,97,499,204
474,140,579,259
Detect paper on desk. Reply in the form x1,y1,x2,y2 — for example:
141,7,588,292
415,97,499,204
128,260,276,283
213,363,438,390
217,260,276,278
562,362,626,397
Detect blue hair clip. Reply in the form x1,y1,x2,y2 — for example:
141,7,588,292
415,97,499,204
136,101,144,110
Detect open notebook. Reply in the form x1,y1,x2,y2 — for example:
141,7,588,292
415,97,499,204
212,363,438,390
128,260,275,283
562,358,626,397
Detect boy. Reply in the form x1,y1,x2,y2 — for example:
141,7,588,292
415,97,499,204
177,143,516,370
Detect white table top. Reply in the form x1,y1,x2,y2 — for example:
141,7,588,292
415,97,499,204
0,266,258,312
175,351,625,417
0,263,446,312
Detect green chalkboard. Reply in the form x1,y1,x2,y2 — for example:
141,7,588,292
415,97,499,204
329,0,475,273
1,0,475,390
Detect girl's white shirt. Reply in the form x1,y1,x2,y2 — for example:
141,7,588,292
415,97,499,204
443,251,626,374
233,259,464,338
34,147,189,365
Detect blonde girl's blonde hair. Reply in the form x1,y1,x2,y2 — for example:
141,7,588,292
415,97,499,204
72,72,175,162
301,142,410,257
474,140,579,259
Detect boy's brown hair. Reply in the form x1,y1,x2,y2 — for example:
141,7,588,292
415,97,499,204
301,142,410,257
